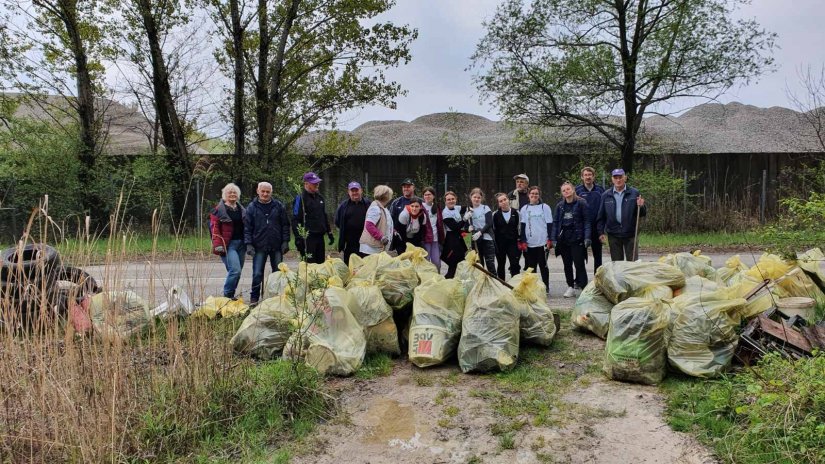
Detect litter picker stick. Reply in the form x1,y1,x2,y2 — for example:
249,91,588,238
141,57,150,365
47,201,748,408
632,197,642,260
472,263,514,290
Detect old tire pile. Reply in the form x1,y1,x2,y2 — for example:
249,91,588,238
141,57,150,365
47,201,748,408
0,243,100,329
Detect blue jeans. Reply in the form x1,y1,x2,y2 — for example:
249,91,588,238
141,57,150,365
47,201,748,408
250,249,283,302
219,239,246,298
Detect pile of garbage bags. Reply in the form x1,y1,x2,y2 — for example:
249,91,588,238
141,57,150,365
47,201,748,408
572,249,825,385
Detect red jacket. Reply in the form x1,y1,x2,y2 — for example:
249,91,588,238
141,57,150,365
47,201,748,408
210,201,246,255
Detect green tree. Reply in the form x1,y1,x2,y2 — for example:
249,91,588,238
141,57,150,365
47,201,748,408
470,0,776,173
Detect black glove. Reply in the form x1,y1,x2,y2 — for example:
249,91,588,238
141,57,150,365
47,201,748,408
380,236,390,246
328,233,335,246
584,239,592,248
246,245,255,257
281,241,289,254
295,237,305,256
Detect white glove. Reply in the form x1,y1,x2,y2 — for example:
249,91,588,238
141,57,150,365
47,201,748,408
467,225,474,233
463,210,473,221
472,231,481,241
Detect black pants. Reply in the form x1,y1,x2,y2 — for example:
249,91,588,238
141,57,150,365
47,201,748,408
495,239,520,280
473,239,496,274
302,233,326,264
607,235,638,261
524,246,549,291
590,232,603,272
342,241,361,266
558,241,588,289
445,261,458,279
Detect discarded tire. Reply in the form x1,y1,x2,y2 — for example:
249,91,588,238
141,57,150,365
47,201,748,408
1,244,62,282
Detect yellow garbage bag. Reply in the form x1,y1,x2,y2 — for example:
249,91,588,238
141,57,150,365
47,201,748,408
231,296,296,360
408,279,466,367
90,290,151,341
398,245,439,275
637,285,674,300
193,296,249,319
716,255,748,286
510,270,556,346
571,281,613,339
376,261,419,310
346,282,399,355
604,297,670,385
283,287,366,376
798,248,825,291
667,290,745,378
417,271,445,286
348,252,395,282
680,275,719,294
299,257,350,286
455,250,481,296
595,261,686,304
458,274,520,373
263,262,294,299
745,253,825,304
659,251,716,279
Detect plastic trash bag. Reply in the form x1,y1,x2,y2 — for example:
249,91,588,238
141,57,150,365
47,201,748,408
283,287,366,376
149,285,195,318
455,250,481,296
659,251,716,279
510,270,556,346
458,275,520,373
595,261,686,304
679,276,719,295
348,252,395,282
798,248,825,293
89,290,151,341
637,285,674,300
193,296,249,319
376,261,419,310
231,296,296,360
408,279,466,367
571,281,613,339
299,257,350,286
399,245,439,275
604,297,670,385
347,282,399,355
745,253,825,304
727,275,788,319
716,255,748,286
667,290,746,378
263,262,294,299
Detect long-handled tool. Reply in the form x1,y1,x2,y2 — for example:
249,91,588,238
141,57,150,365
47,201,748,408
631,196,642,260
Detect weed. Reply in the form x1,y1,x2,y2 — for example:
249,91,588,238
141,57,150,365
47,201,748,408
466,455,483,464
412,370,435,387
444,405,460,417
435,388,454,405
441,371,461,386
498,432,515,450
437,417,453,428
356,353,394,379
531,435,546,451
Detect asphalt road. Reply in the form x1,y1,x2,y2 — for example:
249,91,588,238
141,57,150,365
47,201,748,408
84,251,762,309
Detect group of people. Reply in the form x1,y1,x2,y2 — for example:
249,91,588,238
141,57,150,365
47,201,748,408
209,167,646,304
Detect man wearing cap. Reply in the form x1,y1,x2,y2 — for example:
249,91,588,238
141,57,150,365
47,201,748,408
508,174,530,211
334,181,370,264
576,166,605,272
389,178,416,253
293,172,334,264
596,169,646,261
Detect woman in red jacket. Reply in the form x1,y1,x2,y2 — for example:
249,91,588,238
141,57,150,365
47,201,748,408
210,183,247,299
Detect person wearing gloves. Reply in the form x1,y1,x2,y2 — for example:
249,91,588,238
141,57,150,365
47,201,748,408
492,192,520,280
519,186,554,292
210,183,246,299
245,181,290,306
551,182,591,298
466,187,496,273
334,181,370,264
389,178,417,253
421,187,445,271
596,168,647,261
359,185,395,256
441,191,469,278
398,196,428,249
292,172,334,264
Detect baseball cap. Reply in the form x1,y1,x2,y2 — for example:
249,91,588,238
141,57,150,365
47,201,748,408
303,172,322,184
401,178,415,186
611,168,626,176
347,181,362,190
513,173,529,182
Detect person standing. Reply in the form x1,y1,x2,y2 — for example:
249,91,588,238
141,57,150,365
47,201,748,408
597,169,646,261
359,185,395,256
441,191,468,279
466,188,496,273
492,192,520,280
293,172,334,264
551,182,591,298
389,178,417,253
398,197,427,249
421,187,445,271
507,173,530,211
519,186,554,292
244,182,290,305
210,183,247,299
576,166,605,272
334,181,370,264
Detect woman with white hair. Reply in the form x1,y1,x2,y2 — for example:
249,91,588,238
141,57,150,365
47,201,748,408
210,183,247,299
359,185,395,255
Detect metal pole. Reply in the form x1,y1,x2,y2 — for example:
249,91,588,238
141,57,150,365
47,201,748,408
760,169,767,224
195,178,202,231
365,172,369,194
444,173,448,194
683,169,688,225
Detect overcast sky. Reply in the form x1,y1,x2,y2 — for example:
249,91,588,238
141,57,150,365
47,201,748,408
336,0,825,130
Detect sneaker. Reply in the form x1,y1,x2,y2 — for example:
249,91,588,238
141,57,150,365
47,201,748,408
563,287,576,298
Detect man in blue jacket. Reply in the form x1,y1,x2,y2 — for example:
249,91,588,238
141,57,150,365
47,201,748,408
245,181,290,305
576,166,604,272
596,169,646,261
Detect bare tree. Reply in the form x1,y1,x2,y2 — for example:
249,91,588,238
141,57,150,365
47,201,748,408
787,64,825,152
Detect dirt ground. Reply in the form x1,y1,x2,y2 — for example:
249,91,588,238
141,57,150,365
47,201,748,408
293,310,717,464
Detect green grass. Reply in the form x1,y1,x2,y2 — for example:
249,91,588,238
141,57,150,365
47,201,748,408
355,353,394,379
662,352,825,464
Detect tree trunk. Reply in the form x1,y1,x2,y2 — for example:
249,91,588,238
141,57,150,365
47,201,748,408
230,0,245,158
254,0,270,159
